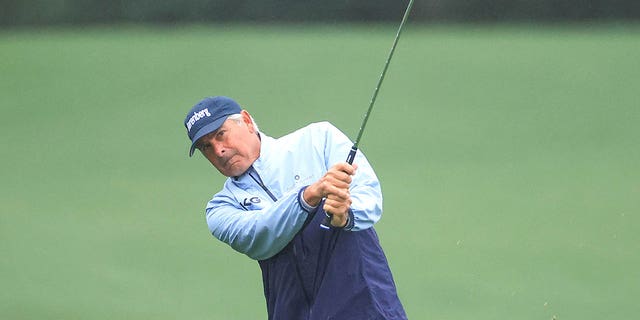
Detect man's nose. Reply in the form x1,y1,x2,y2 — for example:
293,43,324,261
212,140,226,157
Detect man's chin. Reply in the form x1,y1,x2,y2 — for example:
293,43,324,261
220,164,250,178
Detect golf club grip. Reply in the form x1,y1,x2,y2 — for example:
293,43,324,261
346,145,358,165
320,146,358,229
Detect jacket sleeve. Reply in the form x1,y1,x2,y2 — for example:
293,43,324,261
320,122,383,231
205,187,312,260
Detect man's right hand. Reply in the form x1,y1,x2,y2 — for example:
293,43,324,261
303,162,357,226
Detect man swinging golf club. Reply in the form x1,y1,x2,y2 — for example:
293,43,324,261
184,96,406,319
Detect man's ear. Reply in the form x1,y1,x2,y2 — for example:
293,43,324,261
241,110,256,133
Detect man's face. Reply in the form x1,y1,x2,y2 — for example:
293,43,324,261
196,110,261,177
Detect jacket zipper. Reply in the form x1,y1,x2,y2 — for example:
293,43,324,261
247,166,277,202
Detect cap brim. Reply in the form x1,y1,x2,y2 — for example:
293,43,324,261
188,116,228,157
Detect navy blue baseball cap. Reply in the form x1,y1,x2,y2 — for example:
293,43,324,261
184,96,242,156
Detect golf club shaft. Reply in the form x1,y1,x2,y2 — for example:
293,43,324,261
321,0,415,229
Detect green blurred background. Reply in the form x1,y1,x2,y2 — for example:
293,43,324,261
2,1,640,319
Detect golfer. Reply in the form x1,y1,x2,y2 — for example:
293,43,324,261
184,96,407,319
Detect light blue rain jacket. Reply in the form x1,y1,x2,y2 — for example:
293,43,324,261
205,121,382,260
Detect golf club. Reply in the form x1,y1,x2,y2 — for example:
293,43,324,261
321,0,415,229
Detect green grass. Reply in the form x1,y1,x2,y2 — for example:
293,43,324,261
1,24,639,319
